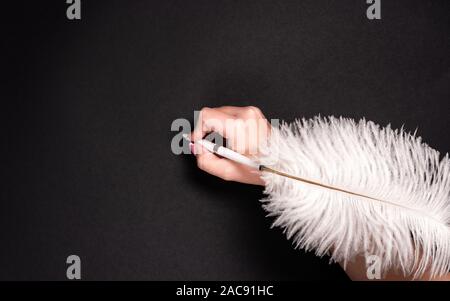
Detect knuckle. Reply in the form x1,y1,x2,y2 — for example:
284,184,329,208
200,107,211,115
245,106,262,116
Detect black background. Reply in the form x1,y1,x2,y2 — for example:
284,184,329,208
2,0,449,280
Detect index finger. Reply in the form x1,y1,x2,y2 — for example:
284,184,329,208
191,107,234,142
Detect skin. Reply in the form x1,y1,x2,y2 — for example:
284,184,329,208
190,105,449,281
190,106,267,186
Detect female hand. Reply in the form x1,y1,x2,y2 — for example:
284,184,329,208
190,106,270,186
190,105,450,281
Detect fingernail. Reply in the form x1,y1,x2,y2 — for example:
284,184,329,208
189,143,195,155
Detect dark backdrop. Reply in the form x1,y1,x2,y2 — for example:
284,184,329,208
2,0,449,280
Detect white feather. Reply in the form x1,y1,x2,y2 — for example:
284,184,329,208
258,116,450,278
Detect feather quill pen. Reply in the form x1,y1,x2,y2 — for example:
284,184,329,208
257,116,450,279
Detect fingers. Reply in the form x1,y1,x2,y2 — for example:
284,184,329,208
191,107,233,142
189,105,268,186
195,146,264,185
191,106,266,142
215,106,244,116
196,150,234,181
216,106,264,119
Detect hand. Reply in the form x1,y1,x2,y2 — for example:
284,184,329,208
190,106,450,281
190,106,270,185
